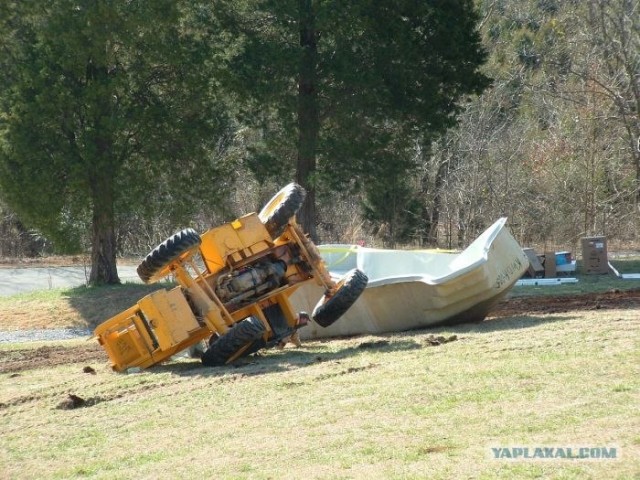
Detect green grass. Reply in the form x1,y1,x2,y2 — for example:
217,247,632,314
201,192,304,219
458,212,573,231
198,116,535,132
0,260,639,478
1,308,638,479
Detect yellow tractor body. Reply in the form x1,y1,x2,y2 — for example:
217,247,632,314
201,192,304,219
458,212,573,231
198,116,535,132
95,184,367,371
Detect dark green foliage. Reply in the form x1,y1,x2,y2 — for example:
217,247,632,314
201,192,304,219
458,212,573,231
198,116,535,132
0,1,232,282
362,164,423,247
215,0,490,239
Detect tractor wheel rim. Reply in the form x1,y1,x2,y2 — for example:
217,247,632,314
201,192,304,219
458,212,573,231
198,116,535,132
259,191,286,221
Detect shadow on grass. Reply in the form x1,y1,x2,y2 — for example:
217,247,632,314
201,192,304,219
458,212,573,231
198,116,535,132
154,338,423,379
65,282,174,330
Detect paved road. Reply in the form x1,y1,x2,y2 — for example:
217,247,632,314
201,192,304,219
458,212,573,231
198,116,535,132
0,265,141,296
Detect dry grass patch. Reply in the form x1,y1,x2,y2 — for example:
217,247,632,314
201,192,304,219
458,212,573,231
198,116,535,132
0,283,171,330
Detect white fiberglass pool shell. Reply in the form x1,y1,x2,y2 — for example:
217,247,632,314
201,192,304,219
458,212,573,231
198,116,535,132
291,217,529,339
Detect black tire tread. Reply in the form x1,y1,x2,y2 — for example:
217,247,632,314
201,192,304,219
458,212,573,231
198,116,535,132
201,317,266,366
312,268,368,328
137,228,201,283
258,183,306,238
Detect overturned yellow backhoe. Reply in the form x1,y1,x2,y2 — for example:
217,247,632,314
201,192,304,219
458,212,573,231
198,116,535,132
94,183,367,371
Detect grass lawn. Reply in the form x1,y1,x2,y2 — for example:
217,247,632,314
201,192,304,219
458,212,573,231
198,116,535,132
1,307,638,478
0,257,639,479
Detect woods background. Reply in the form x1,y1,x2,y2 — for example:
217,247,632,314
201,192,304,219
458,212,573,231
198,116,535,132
0,0,638,280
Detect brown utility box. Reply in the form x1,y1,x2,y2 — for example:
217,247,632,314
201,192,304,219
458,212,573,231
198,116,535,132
544,251,556,278
581,236,609,274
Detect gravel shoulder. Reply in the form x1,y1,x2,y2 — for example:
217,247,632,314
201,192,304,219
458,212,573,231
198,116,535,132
0,328,93,344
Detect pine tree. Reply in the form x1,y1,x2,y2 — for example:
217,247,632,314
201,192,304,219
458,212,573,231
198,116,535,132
215,0,489,240
0,1,231,283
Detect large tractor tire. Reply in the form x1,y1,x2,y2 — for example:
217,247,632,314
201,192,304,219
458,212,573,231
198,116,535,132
201,317,266,366
137,228,201,284
312,268,368,328
258,183,306,238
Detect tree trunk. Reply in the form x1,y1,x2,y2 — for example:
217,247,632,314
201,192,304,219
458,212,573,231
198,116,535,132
430,159,450,245
89,173,120,285
296,0,319,241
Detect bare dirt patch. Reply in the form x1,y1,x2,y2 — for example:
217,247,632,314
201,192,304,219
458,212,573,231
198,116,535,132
491,288,640,317
0,343,104,374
